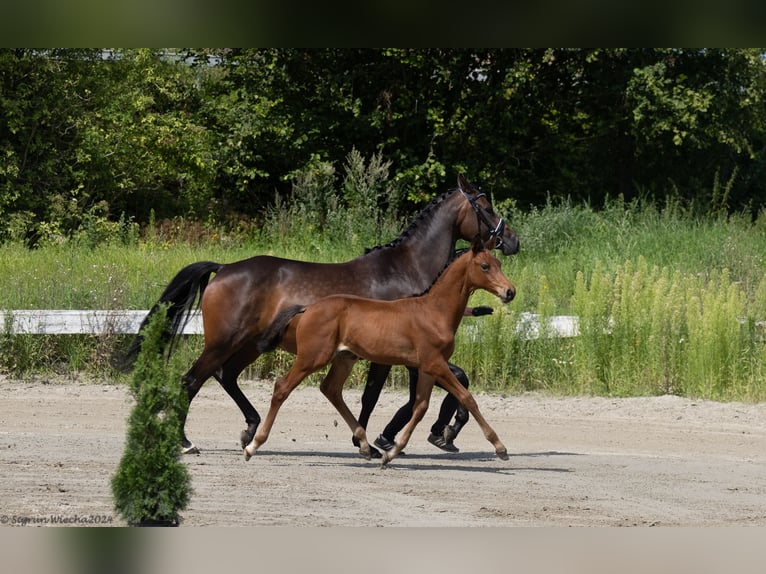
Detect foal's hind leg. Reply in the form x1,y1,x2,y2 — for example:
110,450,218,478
243,360,318,460
380,371,434,466
319,355,373,459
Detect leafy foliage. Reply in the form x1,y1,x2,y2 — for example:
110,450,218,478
2,49,766,243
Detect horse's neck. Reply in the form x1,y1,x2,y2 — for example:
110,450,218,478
383,194,460,284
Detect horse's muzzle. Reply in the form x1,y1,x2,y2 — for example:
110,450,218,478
499,234,520,256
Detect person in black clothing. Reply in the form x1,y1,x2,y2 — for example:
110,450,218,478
372,305,493,454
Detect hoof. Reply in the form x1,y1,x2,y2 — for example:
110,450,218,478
496,447,509,461
359,445,382,459
243,445,255,461
182,443,200,455
240,429,254,450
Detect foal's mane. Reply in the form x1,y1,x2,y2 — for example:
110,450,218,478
363,187,459,255
411,247,469,297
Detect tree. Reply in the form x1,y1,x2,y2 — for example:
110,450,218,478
2,48,766,240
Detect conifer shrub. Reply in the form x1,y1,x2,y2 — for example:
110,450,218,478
111,304,191,526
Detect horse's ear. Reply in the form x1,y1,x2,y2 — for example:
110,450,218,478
458,174,469,193
471,235,485,254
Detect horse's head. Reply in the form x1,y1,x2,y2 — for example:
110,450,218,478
456,174,520,257
467,237,516,304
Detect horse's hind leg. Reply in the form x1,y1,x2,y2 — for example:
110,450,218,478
180,367,214,454
216,343,265,448
180,341,241,454
319,356,373,459
180,373,203,454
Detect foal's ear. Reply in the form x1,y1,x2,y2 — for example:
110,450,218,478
471,235,486,254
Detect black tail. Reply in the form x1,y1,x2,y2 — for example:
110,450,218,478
115,261,223,370
255,304,306,355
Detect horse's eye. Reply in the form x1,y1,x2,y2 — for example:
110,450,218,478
481,263,490,271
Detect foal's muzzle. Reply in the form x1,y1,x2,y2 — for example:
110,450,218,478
499,286,516,303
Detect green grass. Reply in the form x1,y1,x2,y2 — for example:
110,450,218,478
2,198,766,401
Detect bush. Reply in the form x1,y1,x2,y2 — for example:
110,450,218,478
111,304,191,526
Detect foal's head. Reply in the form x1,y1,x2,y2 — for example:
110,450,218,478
466,239,516,303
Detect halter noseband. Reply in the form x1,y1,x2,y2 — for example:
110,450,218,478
461,190,506,248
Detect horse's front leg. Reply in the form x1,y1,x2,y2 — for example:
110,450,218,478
319,355,373,459
380,371,434,467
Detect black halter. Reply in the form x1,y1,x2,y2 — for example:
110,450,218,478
461,190,506,248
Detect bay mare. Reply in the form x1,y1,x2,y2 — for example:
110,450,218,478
244,238,516,466
122,176,519,454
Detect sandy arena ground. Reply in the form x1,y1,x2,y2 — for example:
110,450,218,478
1,375,765,527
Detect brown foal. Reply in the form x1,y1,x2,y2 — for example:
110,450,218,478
243,237,516,466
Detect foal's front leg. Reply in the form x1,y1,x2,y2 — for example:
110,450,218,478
412,362,509,461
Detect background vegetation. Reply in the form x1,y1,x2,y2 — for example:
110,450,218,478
1,49,765,402
2,49,766,244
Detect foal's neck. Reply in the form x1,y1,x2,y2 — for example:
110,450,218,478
422,253,474,330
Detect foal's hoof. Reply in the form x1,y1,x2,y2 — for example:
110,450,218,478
360,446,382,459
358,442,381,460
496,446,509,461
243,445,256,462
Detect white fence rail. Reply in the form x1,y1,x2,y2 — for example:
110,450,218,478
6,310,762,344
0,309,579,340
0,310,203,335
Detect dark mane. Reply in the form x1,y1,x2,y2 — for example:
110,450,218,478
363,187,458,255
410,247,468,297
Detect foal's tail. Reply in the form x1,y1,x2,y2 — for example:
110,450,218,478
255,304,306,355
115,261,224,370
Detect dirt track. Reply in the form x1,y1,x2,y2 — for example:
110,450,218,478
1,375,765,527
